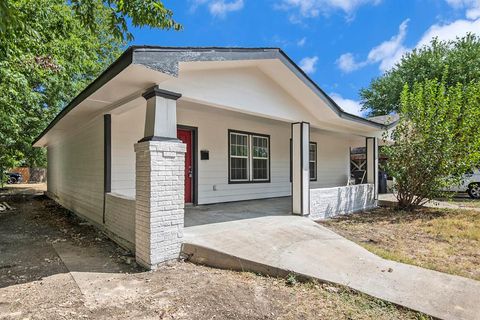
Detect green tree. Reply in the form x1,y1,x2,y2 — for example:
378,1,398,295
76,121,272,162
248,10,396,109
383,79,480,210
361,34,480,116
0,0,181,40
0,0,180,186
0,0,121,182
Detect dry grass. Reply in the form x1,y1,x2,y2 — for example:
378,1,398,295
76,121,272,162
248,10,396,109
434,193,480,209
0,262,430,320
0,192,429,320
320,207,480,281
448,198,480,209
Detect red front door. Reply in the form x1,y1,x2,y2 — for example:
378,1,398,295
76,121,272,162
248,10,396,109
177,129,193,203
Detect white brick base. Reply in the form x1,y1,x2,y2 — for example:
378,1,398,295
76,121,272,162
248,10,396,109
310,184,376,220
134,140,186,269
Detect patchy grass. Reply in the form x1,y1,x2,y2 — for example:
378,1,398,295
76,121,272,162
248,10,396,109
0,189,428,319
320,207,480,281
434,192,480,209
447,198,480,209
283,278,431,320
0,262,430,320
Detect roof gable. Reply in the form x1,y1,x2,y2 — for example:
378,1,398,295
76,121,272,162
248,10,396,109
34,46,394,146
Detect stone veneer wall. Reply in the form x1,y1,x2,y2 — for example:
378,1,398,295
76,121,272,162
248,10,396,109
310,184,376,220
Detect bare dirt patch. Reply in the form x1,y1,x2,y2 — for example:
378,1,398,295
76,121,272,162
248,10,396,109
320,206,480,281
0,188,427,319
0,262,427,320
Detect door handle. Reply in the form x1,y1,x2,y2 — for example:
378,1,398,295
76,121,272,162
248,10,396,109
188,167,192,178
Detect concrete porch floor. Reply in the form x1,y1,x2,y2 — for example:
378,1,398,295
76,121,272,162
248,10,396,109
183,199,480,320
184,197,291,227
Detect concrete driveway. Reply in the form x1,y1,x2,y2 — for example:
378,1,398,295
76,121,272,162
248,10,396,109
183,203,480,320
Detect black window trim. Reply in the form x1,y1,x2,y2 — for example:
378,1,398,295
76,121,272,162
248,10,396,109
309,141,317,182
228,129,271,184
289,139,317,182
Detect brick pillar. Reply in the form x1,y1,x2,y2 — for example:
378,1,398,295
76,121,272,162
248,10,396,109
134,139,186,269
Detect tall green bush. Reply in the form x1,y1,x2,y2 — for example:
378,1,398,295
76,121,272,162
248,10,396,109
384,79,480,210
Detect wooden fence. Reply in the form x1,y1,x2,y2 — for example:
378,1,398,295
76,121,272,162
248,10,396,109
10,167,47,183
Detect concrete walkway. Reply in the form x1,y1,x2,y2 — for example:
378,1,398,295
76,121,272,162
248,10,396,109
183,214,480,320
379,193,480,211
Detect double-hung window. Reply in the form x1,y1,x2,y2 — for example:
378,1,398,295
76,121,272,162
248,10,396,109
309,142,317,181
229,130,270,183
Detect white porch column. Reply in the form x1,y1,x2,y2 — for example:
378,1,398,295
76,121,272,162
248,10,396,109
135,86,185,270
291,122,310,216
366,137,379,200
143,87,179,140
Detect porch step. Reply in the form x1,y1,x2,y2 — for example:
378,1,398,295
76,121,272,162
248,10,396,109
182,243,292,278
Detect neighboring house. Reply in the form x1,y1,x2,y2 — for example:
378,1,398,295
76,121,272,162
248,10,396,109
349,114,399,188
350,113,399,191
368,114,400,126
33,47,394,269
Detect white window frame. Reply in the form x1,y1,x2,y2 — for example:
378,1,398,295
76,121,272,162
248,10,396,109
251,135,270,182
229,130,270,184
229,132,250,182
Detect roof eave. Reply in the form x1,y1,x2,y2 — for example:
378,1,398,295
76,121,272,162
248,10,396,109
33,46,388,146
276,48,387,130
32,47,134,146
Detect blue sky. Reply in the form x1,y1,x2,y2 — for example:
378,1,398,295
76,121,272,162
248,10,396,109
130,0,480,116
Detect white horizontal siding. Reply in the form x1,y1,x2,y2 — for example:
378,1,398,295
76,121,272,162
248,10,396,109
47,116,104,225
106,102,358,205
310,131,352,188
111,106,144,197
177,105,292,204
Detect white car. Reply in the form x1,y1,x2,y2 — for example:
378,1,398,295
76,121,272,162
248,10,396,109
448,168,480,199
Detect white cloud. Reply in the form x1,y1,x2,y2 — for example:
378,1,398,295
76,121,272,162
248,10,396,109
366,19,409,71
336,19,409,73
416,18,480,47
445,0,480,19
416,1,480,48
297,37,307,47
330,93,364,116
191,0,244,17
326,0,480,75
276,0,382,21
299,56,319,74
336,53,365,72
337,16,480,74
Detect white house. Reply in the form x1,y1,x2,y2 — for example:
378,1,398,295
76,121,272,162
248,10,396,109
33,47,394,269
